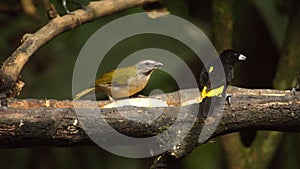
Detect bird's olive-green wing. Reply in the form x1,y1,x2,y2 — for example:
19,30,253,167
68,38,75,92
95,65,137,87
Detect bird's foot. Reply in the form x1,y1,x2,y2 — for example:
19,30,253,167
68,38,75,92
0,93,8,107
0,95,7,107
1,99,7,107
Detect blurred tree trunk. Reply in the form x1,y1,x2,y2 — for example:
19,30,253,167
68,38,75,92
271,1,300,168
212,0,282,169
273,1,300,89
212,0,234,51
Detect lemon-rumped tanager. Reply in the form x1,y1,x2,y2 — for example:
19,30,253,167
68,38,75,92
74,60,163,101
200,49,246,100
182,50,246,107
199,49,250,147
198,49,246,118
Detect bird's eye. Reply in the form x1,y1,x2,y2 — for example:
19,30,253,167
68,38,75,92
145,62,150,65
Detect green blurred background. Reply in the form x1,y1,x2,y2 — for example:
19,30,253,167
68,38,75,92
0,0,300,168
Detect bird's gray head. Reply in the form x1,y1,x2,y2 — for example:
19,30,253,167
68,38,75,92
136,60,163,75
220,49,246,65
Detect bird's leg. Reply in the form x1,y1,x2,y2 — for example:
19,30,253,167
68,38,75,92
62,0,88,14
108,95,115,102
291,88,297,95
225,93,232,105
62,0,71,14
291,72,300,95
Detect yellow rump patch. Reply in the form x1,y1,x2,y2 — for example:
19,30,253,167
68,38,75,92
201,85,224,100
208,66,214,73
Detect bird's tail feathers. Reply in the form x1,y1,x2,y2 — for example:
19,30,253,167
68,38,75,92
73,87,95,100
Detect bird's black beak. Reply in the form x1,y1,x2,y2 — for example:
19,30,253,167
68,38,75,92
238,54,246,61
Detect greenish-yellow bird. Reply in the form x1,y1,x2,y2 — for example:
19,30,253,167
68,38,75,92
74,60,163,100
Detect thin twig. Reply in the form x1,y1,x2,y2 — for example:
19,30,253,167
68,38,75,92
0,0,161,98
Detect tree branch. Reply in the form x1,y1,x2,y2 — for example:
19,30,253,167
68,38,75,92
0,86,299,168
0,87,299,146
0,0,161,98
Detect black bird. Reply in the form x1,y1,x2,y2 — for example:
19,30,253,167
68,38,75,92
199,49,246,117
199,49,246,97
